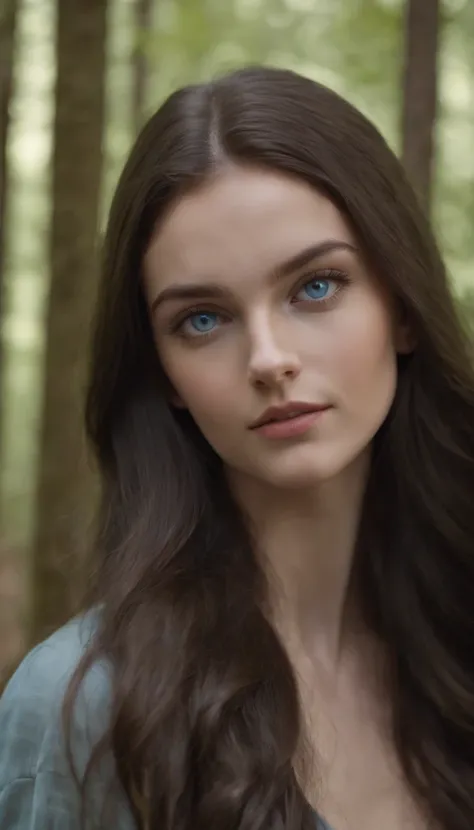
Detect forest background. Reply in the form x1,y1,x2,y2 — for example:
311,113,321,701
1,0,472,686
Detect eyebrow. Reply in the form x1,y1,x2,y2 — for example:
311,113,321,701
150,239,358,312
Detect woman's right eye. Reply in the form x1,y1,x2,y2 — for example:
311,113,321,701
178,310,222,337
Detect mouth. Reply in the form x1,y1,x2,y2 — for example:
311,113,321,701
250,405,330,440
249,402,331,431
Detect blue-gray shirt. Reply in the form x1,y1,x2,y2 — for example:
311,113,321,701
0,613,333,829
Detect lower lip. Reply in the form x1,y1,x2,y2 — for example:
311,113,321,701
253,409,329,439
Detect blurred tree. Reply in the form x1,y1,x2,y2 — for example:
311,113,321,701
0,0,18,411
30,0,107,645
133,0,153,134
401,0,440,213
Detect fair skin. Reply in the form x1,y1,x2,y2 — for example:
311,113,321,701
143,164,423,830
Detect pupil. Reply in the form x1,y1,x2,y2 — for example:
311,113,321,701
194,313,214,331
307,279,328,298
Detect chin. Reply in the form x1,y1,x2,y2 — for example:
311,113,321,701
257,438,373,489
226,441,371,494
255,455,348,490
266,469,339,490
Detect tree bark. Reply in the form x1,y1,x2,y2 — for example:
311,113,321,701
30,0,107,645
133,0,153,135
0,0,18,408
401,0,440,214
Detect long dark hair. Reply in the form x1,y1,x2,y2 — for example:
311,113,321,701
65,66,474,830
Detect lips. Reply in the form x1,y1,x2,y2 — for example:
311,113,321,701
249,402,330,430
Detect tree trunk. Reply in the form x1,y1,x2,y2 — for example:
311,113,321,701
401,0,440,214
0,0,18,412
133,0,153,135
30,0,107,645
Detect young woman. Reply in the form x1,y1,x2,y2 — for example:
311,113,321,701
1,65,473,830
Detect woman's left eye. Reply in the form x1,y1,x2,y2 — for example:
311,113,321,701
294,276,339,303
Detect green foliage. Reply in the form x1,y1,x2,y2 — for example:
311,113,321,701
144,0,404,131
2,0,474,554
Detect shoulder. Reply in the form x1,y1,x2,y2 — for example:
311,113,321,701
0,611,136,828
2,609,101,700
0,609,112,785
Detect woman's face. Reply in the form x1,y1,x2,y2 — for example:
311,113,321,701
144,165,410,490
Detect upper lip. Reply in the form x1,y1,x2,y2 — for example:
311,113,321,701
249,401,330,429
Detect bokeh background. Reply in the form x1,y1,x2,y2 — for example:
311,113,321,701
1,0,473,686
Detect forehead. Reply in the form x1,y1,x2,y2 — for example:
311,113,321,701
144,165,355,284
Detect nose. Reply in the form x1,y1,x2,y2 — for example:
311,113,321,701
247,314,301,389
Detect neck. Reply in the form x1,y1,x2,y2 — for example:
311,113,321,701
227,451,371,669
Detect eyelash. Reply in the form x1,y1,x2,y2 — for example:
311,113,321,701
169,269,350,341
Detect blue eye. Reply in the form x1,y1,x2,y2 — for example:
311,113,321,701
186,311,219,334
301,278,332,300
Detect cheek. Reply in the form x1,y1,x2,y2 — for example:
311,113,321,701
160,346,238,421
327,306,397,406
